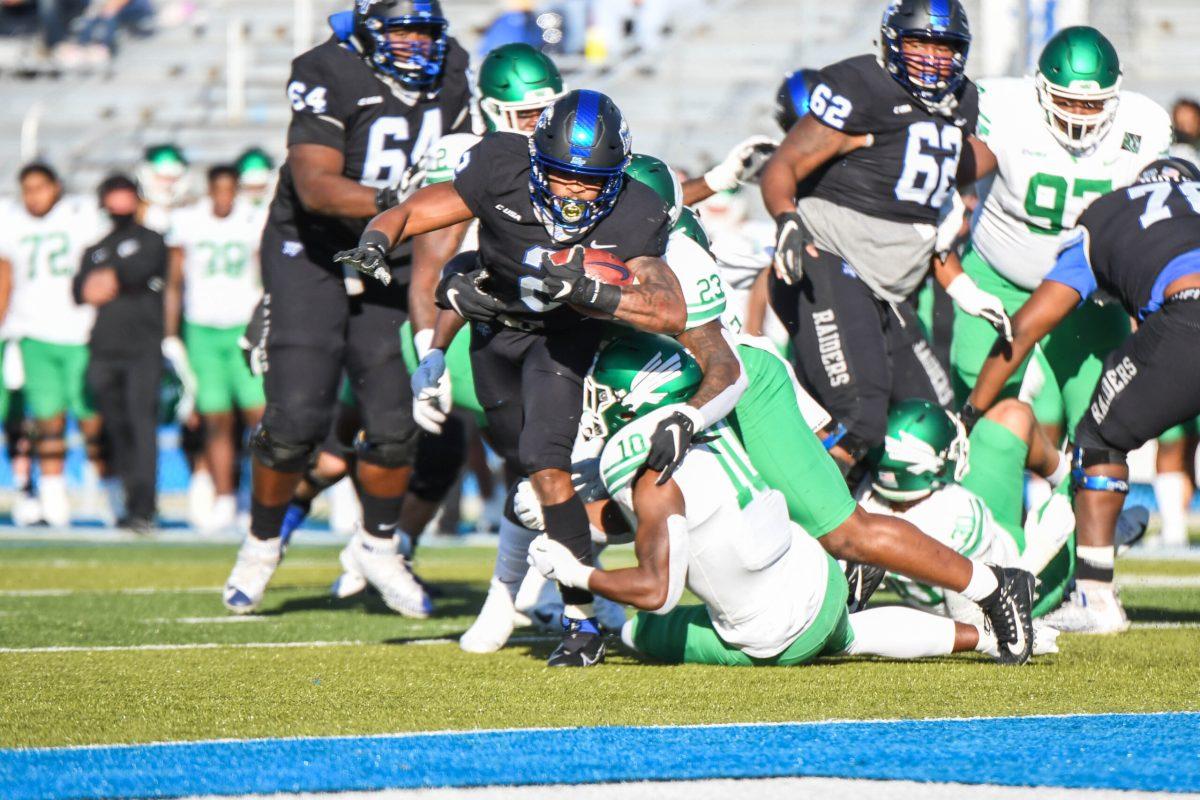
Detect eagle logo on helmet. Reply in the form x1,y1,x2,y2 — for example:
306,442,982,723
883,430,945,476
622,351,686,413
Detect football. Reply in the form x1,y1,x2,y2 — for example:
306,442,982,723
548,247,635,286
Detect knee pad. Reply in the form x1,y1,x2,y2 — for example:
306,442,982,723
1071,446,1130,493
410,421,467,503
355,428,418,468
250,425,315,473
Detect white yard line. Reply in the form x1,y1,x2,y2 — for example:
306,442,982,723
146,616,272,624
1118,575,1200,588
0,586,223,597
0,635,554,655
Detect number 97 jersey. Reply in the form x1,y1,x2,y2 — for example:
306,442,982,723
804,54,978,225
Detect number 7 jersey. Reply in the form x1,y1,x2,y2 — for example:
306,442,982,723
969,77,1171,291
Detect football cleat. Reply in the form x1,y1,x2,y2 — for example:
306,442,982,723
12,491,44,527
223,535,283,614
1032,621,1061,655
39,477,71,528
547,616,606,667
978,565,1036,665
1041,581,1130,634
460,577,519,654
339,531,433,618
845,562,887,613
1114,506,1150,555
514,568,563,631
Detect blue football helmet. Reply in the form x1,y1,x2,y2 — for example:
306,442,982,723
880,0,971,111
774,68,820,132
353,0,448,90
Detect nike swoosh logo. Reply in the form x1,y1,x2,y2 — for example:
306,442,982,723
667,424,683,459
446,288,465,316
589,241,618,250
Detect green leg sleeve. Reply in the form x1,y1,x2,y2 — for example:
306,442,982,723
1041,300,1131,438
629,606,755,666
732,345,856,537
962,417,1029,546
1029,347,1065,429
949,248,1033,405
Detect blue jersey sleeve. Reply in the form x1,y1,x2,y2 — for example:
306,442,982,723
1044,233,1097,303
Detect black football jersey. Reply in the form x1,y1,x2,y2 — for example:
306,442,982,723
453,132,671,327
266,35,473,268
1073,181,1200,317
804,54,978,225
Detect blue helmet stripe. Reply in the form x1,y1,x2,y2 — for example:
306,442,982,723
568,90,601,160
789,74,811,117
929,0,951,28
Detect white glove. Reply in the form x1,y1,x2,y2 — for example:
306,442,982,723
945,274,1013,342
935,191,967,257
410,348,451,434
162,336,198,424
527,534,594,590
512,479,545,531
704,135,779,192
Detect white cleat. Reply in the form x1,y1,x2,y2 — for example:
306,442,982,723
515,568,563,632
223,535,283,614
460,577,519,654
39,476,71,528
339,532,432,618
203,495,238,535
1032,622,1060,655
12,492,44,527
1042,582,1131,634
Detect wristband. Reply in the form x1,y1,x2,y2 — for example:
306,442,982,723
571,280,622,316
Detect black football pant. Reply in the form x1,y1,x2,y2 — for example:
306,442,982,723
769,249,954,458
1074,296,1200,454
86,350,161,521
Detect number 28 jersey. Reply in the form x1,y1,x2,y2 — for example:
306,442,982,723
805,54,978,225
266,35,473,262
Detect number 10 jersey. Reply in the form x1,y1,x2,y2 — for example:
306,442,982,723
969,76,1170,291
804,54,979,226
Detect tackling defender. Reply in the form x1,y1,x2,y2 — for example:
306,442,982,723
964,158,1200,632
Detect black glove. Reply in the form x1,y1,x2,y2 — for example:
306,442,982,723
534,246,621,315
958,402,983,434
436,269,506,323
773,211,813,285
374,164,426,212
334,229,392,285
238,299,268,376
645,408,702,485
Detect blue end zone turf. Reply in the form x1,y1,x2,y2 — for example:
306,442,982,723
3,713,1198,799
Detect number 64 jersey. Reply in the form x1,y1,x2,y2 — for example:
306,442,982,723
969,77,1171,291
265,32,474,267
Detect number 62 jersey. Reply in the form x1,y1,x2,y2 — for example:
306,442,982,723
265,31,474,267
804,53,979,225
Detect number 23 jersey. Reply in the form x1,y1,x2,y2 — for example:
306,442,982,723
266,35,473,261
969,77,1171,291
805,54,978,226
452,132,671,326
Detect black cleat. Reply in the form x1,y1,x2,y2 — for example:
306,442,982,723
979,565,1035,665
1115,506,1150,555
547,616,606,667
845,562,887,613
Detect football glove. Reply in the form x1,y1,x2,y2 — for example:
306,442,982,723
512,460,609,532
534,247,621,314
527,534,594,590
945,273,1013,342
410,348,451,435
239,301,268,376
773,210,813,285
436,269,506,323
645,404,704,485
704,135,779,191
374,163,426,212
333,240,390,286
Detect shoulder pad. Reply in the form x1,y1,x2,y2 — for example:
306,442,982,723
423,133,482,185
599,406,674,506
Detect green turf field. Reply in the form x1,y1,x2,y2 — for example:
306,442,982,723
1,539,1198,749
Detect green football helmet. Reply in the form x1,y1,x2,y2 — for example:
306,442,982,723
1035,26,1121,152
870,399,968,502
674,206,711,251
478,43,566,134
625,153,683,225
583,333,702,441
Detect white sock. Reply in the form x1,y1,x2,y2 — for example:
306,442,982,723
495,517,539,592
975,623,997,655
959,561,1000,603
1046,452,1070,489
1154,472,1190,546
842,607,957,659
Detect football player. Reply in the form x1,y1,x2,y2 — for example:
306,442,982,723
223,0,474,617
0,163,106,528
963,158,1200,632
524,336,1057,666
235,148,277,209
138,144,196,234
339,90,747,665
166,165,266,533
760,0,1008,475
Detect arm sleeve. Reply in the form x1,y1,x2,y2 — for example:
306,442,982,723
285,51,350,150
1044,231,1096,303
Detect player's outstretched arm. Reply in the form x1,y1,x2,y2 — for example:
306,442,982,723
965,281,1079,422
410,223,472,334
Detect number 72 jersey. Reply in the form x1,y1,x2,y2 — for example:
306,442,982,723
969,77,1171,291
804,54,979,225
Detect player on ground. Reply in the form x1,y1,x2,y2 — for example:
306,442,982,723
948,26,1170,428
167,165,266,533
223,0,474,616
760,1,1009,475
525,340,1056,666
339,90,747,665
0,163,106,528
964,158,1200,632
